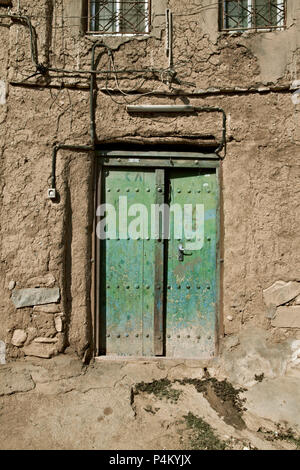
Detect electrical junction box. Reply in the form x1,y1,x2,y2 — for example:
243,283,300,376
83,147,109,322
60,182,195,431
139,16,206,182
48,188,57,200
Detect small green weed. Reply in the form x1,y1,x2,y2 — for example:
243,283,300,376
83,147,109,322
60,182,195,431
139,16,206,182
259,426,300,449
134,378,182,403
183,412,227,450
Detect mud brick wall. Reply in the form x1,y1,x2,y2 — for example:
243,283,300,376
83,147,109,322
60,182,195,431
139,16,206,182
0,0,299,360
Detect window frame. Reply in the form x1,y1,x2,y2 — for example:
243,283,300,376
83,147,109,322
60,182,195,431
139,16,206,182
219,0,286,32
87,0,151,36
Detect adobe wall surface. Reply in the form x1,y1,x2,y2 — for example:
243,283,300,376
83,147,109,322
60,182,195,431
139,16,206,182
0,0,299,361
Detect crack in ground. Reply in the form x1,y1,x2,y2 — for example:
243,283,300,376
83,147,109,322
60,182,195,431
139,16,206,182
57,386,115,396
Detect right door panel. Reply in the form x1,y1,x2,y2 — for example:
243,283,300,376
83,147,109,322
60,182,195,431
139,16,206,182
166,169,218,358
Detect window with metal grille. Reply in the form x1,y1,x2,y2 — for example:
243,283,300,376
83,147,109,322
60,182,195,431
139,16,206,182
220,1,286,31
88,0,150,34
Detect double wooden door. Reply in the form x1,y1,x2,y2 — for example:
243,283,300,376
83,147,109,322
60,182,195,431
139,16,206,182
98,165,219,358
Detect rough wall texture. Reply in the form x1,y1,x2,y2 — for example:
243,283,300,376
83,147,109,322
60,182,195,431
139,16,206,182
0,0,299,360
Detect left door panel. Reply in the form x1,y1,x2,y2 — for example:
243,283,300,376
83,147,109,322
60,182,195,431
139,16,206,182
99,168,156,356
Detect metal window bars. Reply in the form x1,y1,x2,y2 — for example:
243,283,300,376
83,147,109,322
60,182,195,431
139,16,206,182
220,0,286,31
88,0,150,34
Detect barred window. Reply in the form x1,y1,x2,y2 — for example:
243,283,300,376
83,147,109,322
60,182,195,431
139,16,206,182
88,0,150,34
220,1,286,31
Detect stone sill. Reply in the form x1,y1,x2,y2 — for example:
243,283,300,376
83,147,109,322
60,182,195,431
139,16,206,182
95,356,213,366
86,33,150,38
220,27,286,35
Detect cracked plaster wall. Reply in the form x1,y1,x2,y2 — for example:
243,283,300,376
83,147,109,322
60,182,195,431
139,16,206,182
0,0,299,359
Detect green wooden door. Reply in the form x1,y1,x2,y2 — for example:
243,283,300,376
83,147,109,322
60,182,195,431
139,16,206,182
165,169,218,358
99,166,218,358
100,168,156,356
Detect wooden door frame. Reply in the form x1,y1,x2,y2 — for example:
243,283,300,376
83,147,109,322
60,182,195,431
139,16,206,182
92,150,222,358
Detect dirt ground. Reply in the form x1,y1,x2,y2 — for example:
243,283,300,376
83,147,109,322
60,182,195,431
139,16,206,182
1,353,300,450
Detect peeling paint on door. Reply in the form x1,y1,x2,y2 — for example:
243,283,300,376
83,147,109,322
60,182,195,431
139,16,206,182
100,168,156,356
100,166,219,358
166,170,218,358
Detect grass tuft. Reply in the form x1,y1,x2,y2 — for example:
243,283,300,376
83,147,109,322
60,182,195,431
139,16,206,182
183,412,227,450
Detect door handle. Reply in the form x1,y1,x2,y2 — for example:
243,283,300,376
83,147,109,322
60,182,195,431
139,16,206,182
178,244,193,261
178,244,185,262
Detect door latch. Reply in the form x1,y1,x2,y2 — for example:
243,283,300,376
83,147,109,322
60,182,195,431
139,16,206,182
178,244,185,262
178,244,193,261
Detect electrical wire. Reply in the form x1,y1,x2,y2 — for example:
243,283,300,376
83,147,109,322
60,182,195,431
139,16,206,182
103,71,165,105
0,2,229,188
0,13,46,74
108,52,160,95
16,1,220,20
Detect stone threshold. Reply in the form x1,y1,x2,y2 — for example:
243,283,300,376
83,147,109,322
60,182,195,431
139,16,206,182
95,355,212,366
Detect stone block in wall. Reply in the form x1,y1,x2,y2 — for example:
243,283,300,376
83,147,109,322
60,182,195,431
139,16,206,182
33,304,62,314
11,288,60,308
27,274,56,288
291,90,300,105
23,343,56,359
33,337,58,344
290,80,300,90
271,306,300,328
54,316,63,332
8,280,16,291
11,329,27,347
263,281,300,318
